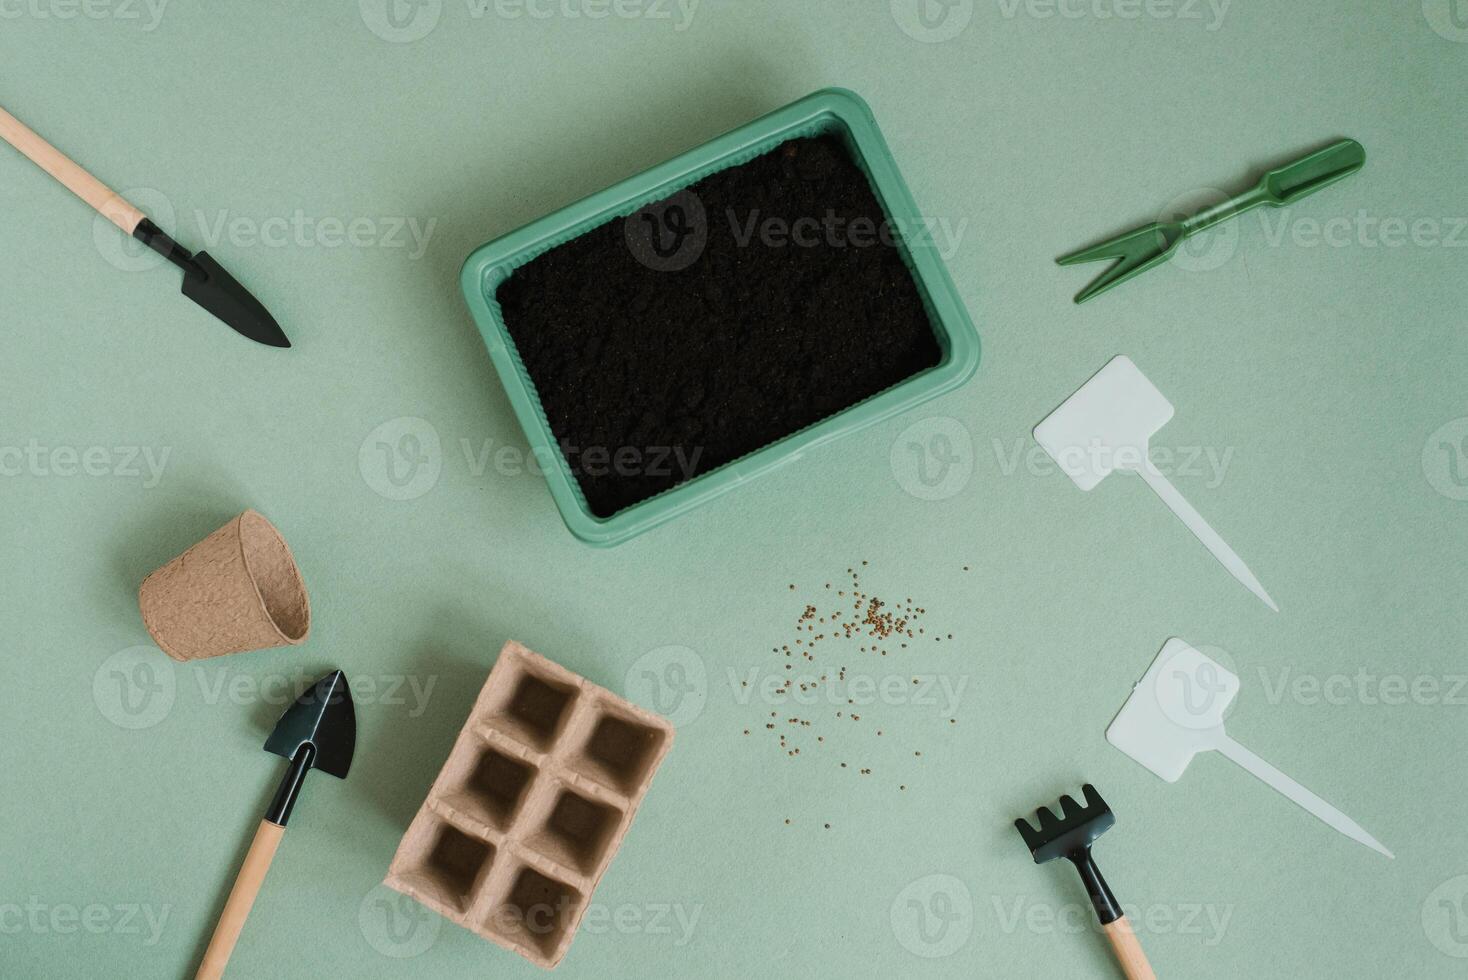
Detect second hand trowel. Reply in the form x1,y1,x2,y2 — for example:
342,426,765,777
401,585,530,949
195,670,356,979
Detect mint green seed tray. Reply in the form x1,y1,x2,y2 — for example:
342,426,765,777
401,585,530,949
460,88,980,547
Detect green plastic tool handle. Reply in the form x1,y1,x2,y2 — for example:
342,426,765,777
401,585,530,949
1183,138,1365,235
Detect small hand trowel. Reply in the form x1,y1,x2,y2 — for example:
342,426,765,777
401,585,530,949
1107,638,1392,858
196,671,355,980
1015,785,1156,980
0,103,290,348
1057,138,1365,304
1034,355,1278,611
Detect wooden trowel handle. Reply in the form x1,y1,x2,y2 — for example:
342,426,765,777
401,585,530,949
1103,916,1157,980
0,103,145,234
195,820,285,980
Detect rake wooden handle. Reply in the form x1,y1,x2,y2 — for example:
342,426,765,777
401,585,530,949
0,103,145,233
1103,916,1157,980
195,820,285,980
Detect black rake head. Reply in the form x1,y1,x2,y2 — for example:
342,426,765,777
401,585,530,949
1015,784,1115,865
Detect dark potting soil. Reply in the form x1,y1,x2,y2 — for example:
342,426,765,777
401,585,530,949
496,135,942,518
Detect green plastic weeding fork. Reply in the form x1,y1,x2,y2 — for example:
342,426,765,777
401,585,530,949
1058,139,1365,304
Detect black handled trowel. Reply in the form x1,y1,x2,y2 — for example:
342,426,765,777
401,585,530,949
0,102,291,348
195,670,355,979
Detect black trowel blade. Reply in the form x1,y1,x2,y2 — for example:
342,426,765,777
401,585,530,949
264,670,355,779
181,251,291,348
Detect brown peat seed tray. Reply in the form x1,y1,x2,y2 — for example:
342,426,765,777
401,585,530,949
383,641,674,968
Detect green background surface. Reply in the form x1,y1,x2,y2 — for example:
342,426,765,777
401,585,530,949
2,2,1465,978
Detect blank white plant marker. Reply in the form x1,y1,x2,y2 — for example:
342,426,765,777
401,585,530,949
1107,638,1392,858
1034,356,1278,611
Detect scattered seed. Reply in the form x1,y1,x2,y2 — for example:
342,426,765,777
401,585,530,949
749,564,957,809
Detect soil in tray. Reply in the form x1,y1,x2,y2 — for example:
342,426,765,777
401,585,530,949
496,135,942,518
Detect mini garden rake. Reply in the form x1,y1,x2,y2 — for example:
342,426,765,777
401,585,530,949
1015,784,1156,980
